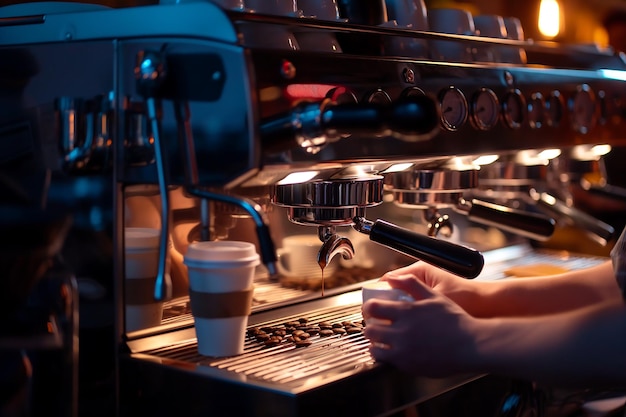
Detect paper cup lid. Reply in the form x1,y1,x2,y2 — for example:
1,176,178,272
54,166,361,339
125,227,160,249
184,241,260,266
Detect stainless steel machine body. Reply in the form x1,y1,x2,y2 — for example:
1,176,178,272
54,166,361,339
1,1,626,416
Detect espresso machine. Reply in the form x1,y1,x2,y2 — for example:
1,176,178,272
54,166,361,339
1,0,626,416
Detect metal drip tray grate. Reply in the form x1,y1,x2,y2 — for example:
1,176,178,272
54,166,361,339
142,302,374,391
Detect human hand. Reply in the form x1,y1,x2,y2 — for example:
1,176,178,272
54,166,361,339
381,261,477,309
362,275,480,377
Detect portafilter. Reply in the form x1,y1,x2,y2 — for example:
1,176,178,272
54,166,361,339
272,173,484,279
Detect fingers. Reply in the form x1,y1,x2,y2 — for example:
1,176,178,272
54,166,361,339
386,275,437,301
362,299,408,323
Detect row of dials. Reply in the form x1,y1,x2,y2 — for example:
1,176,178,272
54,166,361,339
436,84,596,133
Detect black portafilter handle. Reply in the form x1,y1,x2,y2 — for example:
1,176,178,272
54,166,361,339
458,199,556,241
260,95,439,154
354,217,484,279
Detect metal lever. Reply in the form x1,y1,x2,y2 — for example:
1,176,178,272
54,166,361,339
353,217,484,279
533,191,615,246
260,95,439,154
454,198,556,241
135,50,171,302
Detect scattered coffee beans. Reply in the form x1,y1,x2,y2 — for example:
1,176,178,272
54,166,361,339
247,316,365,349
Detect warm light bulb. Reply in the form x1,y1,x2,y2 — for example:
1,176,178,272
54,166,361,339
538,0,560,38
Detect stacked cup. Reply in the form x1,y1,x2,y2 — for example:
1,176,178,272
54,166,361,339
184,240,260,357
125,227,165,332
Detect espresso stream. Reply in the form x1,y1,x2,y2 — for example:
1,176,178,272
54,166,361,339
318,258,326,296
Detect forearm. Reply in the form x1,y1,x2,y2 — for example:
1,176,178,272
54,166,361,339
458,261,622,317
469,301,626,387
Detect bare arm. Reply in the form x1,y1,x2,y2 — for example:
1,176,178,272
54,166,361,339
363,276,626,387
383,261,622,317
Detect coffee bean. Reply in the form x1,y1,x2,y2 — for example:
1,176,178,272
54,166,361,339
307,327,320,335
264,336,282,347
319,329,334,337
295,339,312,348
255,333,270,341
285,321,300,327
332,328,346,334
318,322,332,329
332,323,343,328
346,327,362,334
298,317,309,324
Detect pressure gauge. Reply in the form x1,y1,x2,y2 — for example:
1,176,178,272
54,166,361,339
570,84,596,134
502,89,525,129
545,90,564,127
401,86,426,98
470,88,499,131
439,86,468,131
527,92,544,129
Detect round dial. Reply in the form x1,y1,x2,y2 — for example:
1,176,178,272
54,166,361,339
365,89,392,105
502,89,526,129
470,88,499,130
439,87,468,131
570,84,596,134
545,90,563,127
527,92,544,129
401,86,426,98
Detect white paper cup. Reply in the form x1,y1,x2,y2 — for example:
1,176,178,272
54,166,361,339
125,227,164,332
362,280,414,325
184,240,260,357
276,234,338,279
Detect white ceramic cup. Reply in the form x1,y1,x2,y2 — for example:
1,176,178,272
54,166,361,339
276,234,338,279
184,241,260,357
184,240,260,357
361,280,414,325
125,228,164,332
427,8,475,62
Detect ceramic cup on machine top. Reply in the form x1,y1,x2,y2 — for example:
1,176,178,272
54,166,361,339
295,0,343,52
361,280,414,325
472,14,507,62
427,8,476,62
381,0,429,57
184,240,260,357
384,0,427,29
239,0,301,50
501,16,528,64
276,234,338,280
125,227,165,332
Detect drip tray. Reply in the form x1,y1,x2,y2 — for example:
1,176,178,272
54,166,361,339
121,291,480,417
